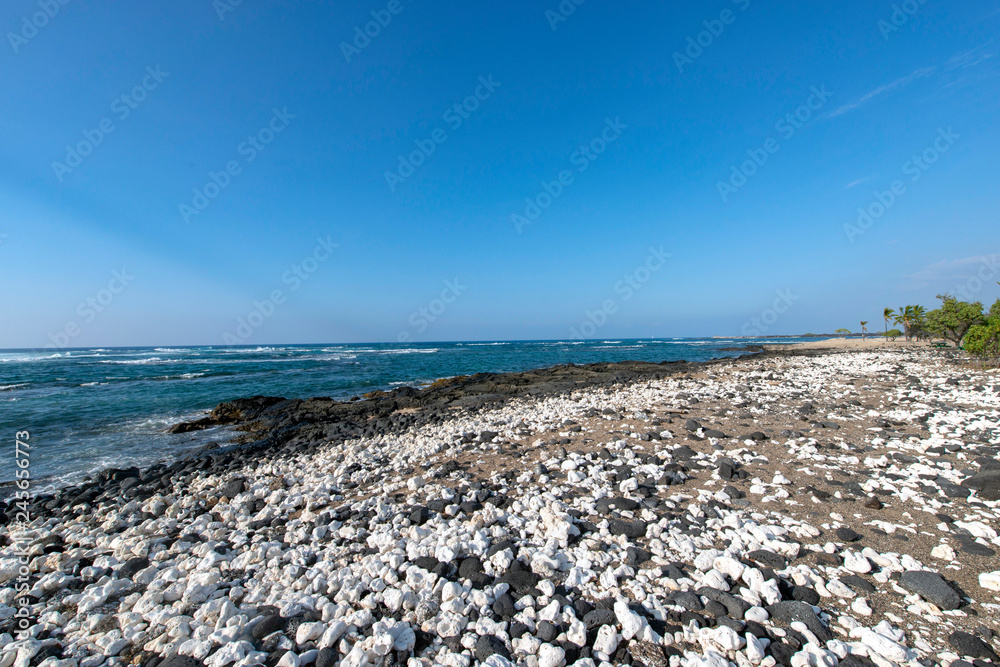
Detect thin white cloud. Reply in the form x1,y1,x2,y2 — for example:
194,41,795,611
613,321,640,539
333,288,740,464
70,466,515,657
826,66,935,118
907,254,999,283
946,48,995,70
844,178,867,189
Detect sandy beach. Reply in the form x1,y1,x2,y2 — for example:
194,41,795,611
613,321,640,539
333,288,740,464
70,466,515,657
2,347,998,667
770,339,945,352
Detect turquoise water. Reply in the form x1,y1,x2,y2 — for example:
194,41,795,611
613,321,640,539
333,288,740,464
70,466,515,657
0,338,816,489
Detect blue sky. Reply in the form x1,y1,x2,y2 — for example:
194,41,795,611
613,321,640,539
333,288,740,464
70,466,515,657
2,1,999,347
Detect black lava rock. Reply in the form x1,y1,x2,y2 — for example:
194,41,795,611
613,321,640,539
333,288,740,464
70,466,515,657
596,497,639,514
499,569,541,594
840,575,875,594
765,601,831,642
948,631,999,661
410,507,430,525
458,557,483,580
583,608,616,630
672,590,704,612
252,614,285,640
509,622,529,638
899,571,962,610
159,657,205,667
119,556,150,580
697,587,751,618
609,519,647,539
770,641,795,666
536,620,559,642
411,555,439,572
220,478,245,499
699,599,724,617
835,527,862,542
625,547,652,568
475,635,511,662
315,648,337,667
961,471,1000,501
790,586,820,605
747,550,787,569
492,593,515,618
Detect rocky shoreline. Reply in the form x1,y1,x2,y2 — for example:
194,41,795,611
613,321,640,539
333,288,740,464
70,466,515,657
2,347,999,667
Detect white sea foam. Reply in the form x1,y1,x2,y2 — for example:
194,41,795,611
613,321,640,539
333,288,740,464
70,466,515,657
593,345,644,349
0,352,63,362
98,357,166,365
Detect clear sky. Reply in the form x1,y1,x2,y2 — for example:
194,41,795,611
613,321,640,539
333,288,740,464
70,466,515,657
2,1,999,347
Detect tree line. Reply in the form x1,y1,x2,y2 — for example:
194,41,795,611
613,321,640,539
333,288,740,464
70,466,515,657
881,292,1000,363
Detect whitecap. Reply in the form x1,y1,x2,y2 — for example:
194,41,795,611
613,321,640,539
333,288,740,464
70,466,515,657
98,357,164,365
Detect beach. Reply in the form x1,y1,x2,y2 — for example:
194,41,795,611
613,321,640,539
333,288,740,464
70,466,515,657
770,340,945,352
2,346,999,667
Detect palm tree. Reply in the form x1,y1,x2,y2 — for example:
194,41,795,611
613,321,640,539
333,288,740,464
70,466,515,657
893,305,928,341
883,307,893,337
894,306,912,340
910,305,927,340
860,321,869,341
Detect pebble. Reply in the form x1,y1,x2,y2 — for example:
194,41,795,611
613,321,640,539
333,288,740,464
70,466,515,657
979,571,1000,592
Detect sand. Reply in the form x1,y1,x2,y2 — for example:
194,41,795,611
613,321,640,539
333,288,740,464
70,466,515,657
772,338,948,351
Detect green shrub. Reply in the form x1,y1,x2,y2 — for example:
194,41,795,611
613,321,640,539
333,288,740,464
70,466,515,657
884,329,902,341
965,321,1000,363
925,295,985,346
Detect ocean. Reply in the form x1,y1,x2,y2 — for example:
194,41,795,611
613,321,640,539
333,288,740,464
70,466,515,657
0,338,817,491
